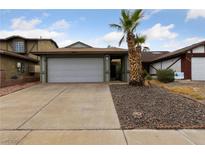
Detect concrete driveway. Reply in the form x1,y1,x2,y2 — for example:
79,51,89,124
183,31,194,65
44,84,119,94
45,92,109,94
0,84,120,130
0,84,125,144
0,84,204,144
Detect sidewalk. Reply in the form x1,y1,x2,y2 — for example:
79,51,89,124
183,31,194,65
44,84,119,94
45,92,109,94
0,129,204,145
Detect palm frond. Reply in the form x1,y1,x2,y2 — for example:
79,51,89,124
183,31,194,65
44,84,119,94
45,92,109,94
142,46,150,52
130,10,143,32
131,21,140,32
121,10,129,22
110,24,122,31
131,9,143,22
135,34,147,46
119,35,125,46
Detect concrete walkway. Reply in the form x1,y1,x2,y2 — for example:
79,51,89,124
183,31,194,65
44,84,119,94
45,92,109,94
0,129,204,145
0,84,204,144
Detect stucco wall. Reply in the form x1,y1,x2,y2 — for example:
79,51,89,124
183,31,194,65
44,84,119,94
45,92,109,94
27,40,38,52
69,43,88,48
192,45,205,53
149,57,181,74
0,41,7,50
37,40,57,50
0,55,36,80
0,38,57,61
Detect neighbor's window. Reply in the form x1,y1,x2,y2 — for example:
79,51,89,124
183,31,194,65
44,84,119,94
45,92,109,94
15,41,25,53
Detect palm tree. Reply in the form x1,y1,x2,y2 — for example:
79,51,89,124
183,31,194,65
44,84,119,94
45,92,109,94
135,34,150,52
110,9,144,86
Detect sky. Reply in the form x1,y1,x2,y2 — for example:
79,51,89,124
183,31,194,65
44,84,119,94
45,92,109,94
0,9,205,51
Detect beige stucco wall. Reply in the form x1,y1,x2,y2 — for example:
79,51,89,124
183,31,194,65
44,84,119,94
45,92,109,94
0,55,36,80
0,39,57,53
0,38,57,60
38,40,57,50
0,41,7,50
27,40,38,52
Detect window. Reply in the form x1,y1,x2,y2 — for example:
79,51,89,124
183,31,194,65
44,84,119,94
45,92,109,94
16,62,25,73
15,41,25,53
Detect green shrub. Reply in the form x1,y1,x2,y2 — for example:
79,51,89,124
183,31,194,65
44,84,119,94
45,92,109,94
143,69,153,80
157,69,175,83
145,74,152,80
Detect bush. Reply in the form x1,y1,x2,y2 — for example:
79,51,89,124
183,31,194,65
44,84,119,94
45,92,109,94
145,74,152,80
143,69,153,80
157,69,175,83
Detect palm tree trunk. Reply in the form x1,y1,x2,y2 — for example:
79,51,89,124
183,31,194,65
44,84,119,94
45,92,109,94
127,32,144,86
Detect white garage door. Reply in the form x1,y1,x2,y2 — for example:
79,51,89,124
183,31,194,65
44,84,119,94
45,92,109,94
47,58,104,82
192,57,205,81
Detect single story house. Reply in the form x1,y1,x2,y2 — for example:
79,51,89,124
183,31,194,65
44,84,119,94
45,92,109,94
31,41,167,83
0,35,58,87
32,40,205,83
149,41,205,81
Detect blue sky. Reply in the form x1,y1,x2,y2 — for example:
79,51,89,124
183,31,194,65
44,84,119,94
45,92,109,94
0,9,205,51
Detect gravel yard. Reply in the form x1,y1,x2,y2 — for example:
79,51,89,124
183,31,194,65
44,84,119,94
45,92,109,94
110,84,205,129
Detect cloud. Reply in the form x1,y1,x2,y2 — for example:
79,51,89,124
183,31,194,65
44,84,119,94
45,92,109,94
58,39,73,47
49,19,69,30
0,17,73,48
0,29,64,39
42,12,49,17
101,31,124,45
186,9,205,21
11,17,41,30
143,10,161,20
162,37,205,51
143,23,178,41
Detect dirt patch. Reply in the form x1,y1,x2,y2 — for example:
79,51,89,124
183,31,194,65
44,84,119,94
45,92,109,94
110,84,205,129
0,82,39,97
149,80,205,101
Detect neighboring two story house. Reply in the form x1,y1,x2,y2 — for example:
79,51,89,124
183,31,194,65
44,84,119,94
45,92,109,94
0,35,58,87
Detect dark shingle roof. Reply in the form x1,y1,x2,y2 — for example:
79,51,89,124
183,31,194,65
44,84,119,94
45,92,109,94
31,47,128,55
142,51,169,63
31,47,168,62
151,40,205,62
0,50,38,63
0,35,58,48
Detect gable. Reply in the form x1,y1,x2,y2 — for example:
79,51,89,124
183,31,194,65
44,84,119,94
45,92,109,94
65,41,92,48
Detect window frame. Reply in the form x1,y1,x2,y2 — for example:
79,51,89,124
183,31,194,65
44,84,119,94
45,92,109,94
15,41,25,53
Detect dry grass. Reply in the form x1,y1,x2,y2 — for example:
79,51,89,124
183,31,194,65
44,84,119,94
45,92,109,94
148,80,205,100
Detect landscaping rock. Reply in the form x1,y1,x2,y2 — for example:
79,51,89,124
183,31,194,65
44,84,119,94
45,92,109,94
132,112,143,119
109,84,205,129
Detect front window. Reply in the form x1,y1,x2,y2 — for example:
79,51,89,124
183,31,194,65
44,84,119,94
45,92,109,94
15,41,25,53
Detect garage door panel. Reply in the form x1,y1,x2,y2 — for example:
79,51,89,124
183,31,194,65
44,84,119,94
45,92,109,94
47,58,103,82
192,57,205,81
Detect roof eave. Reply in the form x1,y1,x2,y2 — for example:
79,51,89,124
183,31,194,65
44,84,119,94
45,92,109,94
31,51,128,55
0,50,39,63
